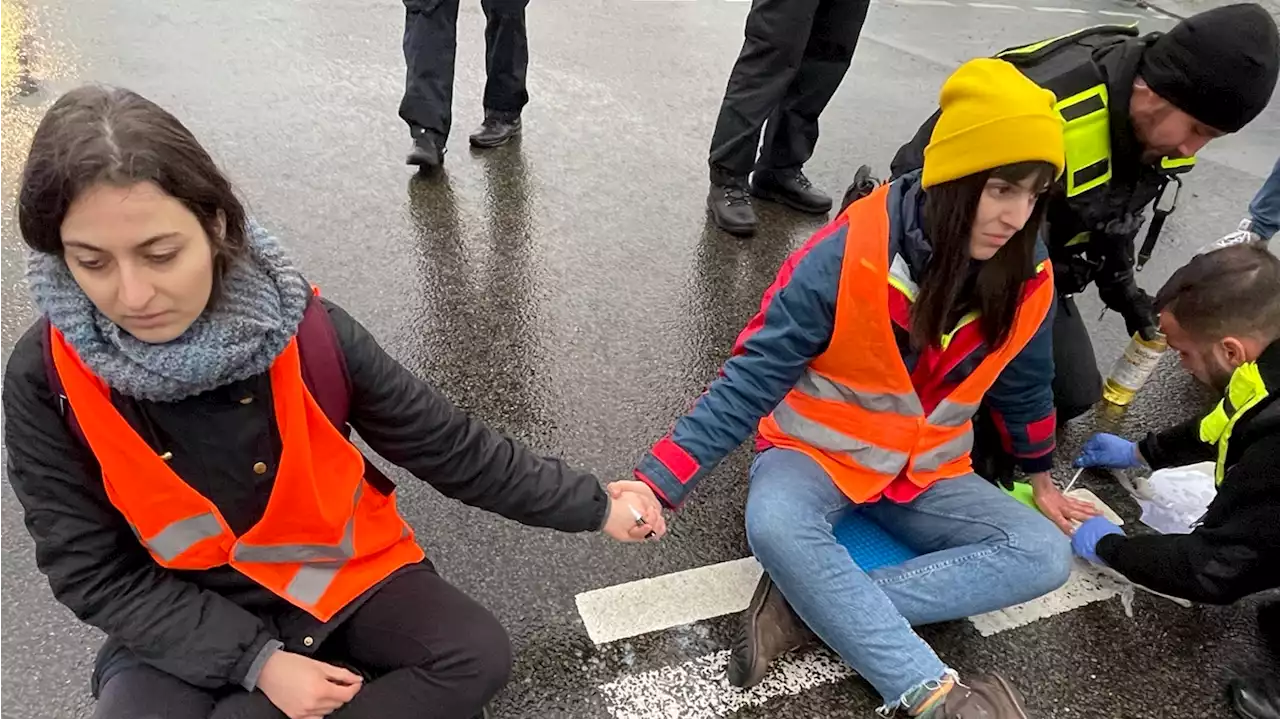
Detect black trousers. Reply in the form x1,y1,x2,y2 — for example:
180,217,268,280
399,0,530,141
971,294,1102,485
91,569,512,719
1051,294,1104,422
707,0,871,180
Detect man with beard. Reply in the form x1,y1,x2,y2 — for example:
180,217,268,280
1072,242,1280,719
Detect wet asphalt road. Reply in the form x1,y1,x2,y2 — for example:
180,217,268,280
1,0,1277,716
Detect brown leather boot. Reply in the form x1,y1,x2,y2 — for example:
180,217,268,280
922,673,1029,719
726,573,817,688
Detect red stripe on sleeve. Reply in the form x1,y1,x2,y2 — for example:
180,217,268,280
651,436,701,485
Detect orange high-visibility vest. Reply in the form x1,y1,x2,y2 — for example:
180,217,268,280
757,183,1055,503
49,327,425,622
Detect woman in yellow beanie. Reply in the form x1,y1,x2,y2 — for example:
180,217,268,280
631,58,1091,717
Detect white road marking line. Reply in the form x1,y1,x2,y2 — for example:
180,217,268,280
600,648,854,719
1150,11,1171,19
1033,5,1089,12
589,493,1134,717
596,560,1129,719
580,491,1124,646
1098,9,1144,17
895,0,957,5
576,557,763,645
969,2,1020,8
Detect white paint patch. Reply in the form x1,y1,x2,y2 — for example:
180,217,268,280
968,560,1125,636
599,648,854,719
1033,5,1088,12
969,2,1020,8
576,557,763,645
1098,9,1144,17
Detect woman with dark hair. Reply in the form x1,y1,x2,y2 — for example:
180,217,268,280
632,59,1091,718
4,85,666,719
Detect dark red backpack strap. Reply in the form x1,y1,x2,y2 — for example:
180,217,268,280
40,317,89,447
296,293,352,429
295,292,397,494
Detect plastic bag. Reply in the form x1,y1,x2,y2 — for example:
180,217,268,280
1136,461,1216,535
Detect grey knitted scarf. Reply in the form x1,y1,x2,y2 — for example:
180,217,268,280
27,223,311,403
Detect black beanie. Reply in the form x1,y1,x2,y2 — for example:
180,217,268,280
1140,3,1279,133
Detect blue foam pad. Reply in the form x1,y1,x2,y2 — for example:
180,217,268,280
833,511,921,572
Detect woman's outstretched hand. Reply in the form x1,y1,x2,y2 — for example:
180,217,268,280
257,650,362,718
602,480,668,542
1030,472,1100,535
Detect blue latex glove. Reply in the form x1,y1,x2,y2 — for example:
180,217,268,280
1071,516,1125,564
1073,433,1141,469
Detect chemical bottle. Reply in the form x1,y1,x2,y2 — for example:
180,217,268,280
1101,331,1168,406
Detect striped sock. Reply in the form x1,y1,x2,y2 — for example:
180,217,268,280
907,675,957,717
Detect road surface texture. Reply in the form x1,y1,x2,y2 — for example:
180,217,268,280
1,0,1276,717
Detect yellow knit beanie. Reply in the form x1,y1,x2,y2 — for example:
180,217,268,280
922,58,1066,189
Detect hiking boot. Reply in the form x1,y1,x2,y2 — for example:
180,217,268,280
916,674,1029,719
469,111,522,148
726,573,816,688
407,133,445,169
839,164,880,212
751,168,832,215
708,179,758,237
1231,676,1280,719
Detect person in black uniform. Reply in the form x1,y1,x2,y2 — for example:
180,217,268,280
884,4,1279,484
705,0,873,237
1070,243,1280,719
400,0,529,170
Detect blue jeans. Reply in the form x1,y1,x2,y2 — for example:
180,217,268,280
1250,156,1280,240
745,448,1071,708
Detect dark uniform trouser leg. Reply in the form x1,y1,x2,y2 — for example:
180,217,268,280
480,0,530,117
707,0,821,180
399,0,462,140
1052,294,1103,423
756,0,870,172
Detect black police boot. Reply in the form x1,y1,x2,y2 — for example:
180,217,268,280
708,177,758,237
1231,677,1280,719
469,111,522,149
407,132,445,170
751,167,832,215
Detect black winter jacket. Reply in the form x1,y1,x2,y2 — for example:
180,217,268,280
1096,341,1280,604
3,299,609,690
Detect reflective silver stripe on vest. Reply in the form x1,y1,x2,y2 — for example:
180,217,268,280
287,563,342,605
146,512,224,562
772,402,910,475
927,399,979,428
232,484,372,607
912,429,975,473
794,370,924,417
232,483,364,565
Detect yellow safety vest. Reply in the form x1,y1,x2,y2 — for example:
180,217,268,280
1198,362,1270,486
996,25,1196,200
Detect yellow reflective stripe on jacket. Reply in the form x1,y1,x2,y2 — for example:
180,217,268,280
1160,156,1196,173
994,23,1137,58
1056,84,1112,197
1198,362,1268,485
